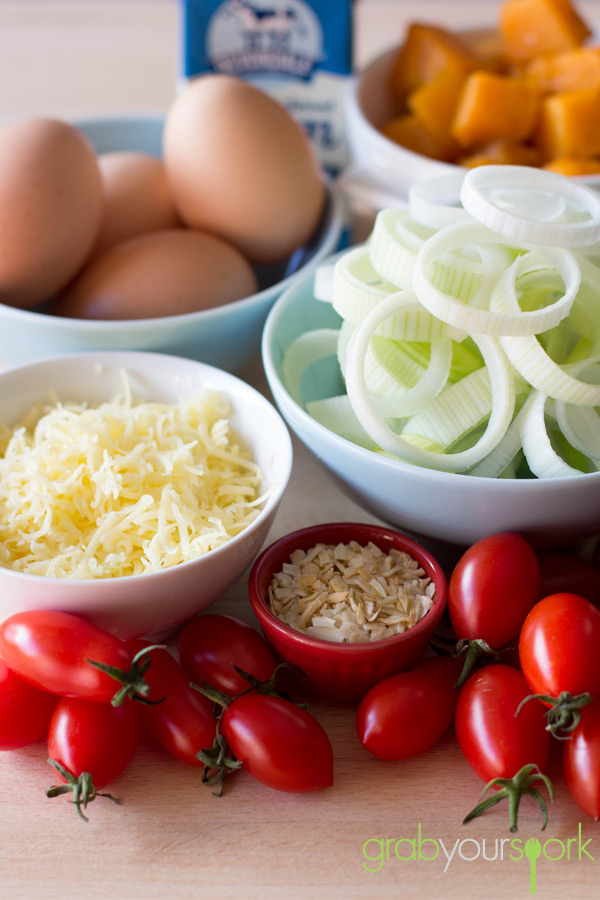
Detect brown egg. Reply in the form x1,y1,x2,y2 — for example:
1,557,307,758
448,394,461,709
163,75,326,265
50,228,258,320
94,152,180,255
0,118,103,309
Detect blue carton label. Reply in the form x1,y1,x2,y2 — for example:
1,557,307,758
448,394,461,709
179,0,353,174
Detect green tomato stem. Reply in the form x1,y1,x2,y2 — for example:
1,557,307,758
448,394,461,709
45,759,118,822
463,763,554,833
86,643,167,707
516,691,591,738
453,638,500,688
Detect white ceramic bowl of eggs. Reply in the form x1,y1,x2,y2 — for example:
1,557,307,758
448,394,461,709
0,76,344,371
0,350,293,639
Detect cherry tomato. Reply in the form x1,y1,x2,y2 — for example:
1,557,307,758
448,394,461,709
448,532,540,648
0,657,58,750
47,696,139,788
0,610,135,703
455,664,550,784
537,551,600,607
519,593,600,700
564,699,600,820
177,614,276,696
356,656,462,761
128,640,216,767
221,694,333,793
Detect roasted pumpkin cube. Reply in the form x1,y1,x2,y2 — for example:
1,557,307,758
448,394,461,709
525,46,600,93
536,89,600,158
543,155,600,175
451,71,542,147
389,23,486,98
407,66,467,158
382,114,457,161
499,0,591,62
460,28,511,73
459,140,542,168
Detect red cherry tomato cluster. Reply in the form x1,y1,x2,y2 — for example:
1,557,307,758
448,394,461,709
0,610,334,819
2,532,600,828
0,610,155,819
356,532,600,831
175,615,333,795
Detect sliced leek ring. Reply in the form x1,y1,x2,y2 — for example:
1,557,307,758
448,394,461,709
344,291,516,472
282,328,340,406
414,220,580,335
334,250,460,341
519,391,585,477
408,172,471,229
369,208,484,304
461,165,600,248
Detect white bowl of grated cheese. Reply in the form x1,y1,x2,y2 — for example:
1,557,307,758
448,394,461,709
0,350,293,639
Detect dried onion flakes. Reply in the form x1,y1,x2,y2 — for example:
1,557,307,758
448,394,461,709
268,540,435,643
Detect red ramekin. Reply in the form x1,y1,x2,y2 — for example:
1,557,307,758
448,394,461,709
248,522,448,702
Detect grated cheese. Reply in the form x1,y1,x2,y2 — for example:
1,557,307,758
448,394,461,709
0,377,266,579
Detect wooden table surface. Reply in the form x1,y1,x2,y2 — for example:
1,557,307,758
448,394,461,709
1,2,600,898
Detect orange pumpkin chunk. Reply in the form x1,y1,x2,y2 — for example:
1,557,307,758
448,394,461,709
407,66,467,159
389,23,485,98
499,0,591,62
461,28,510,73
536,89,600,158
543,155,600,175
452,71,542,147
383,114,456,161
459,140,542,168
525,46,600,93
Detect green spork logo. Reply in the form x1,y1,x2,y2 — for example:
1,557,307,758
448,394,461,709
362,823,594,894
524,837,541,894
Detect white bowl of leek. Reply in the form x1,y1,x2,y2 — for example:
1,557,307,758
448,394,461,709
262,165,600,548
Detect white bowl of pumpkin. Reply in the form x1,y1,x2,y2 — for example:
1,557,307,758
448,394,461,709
344,0,600,206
